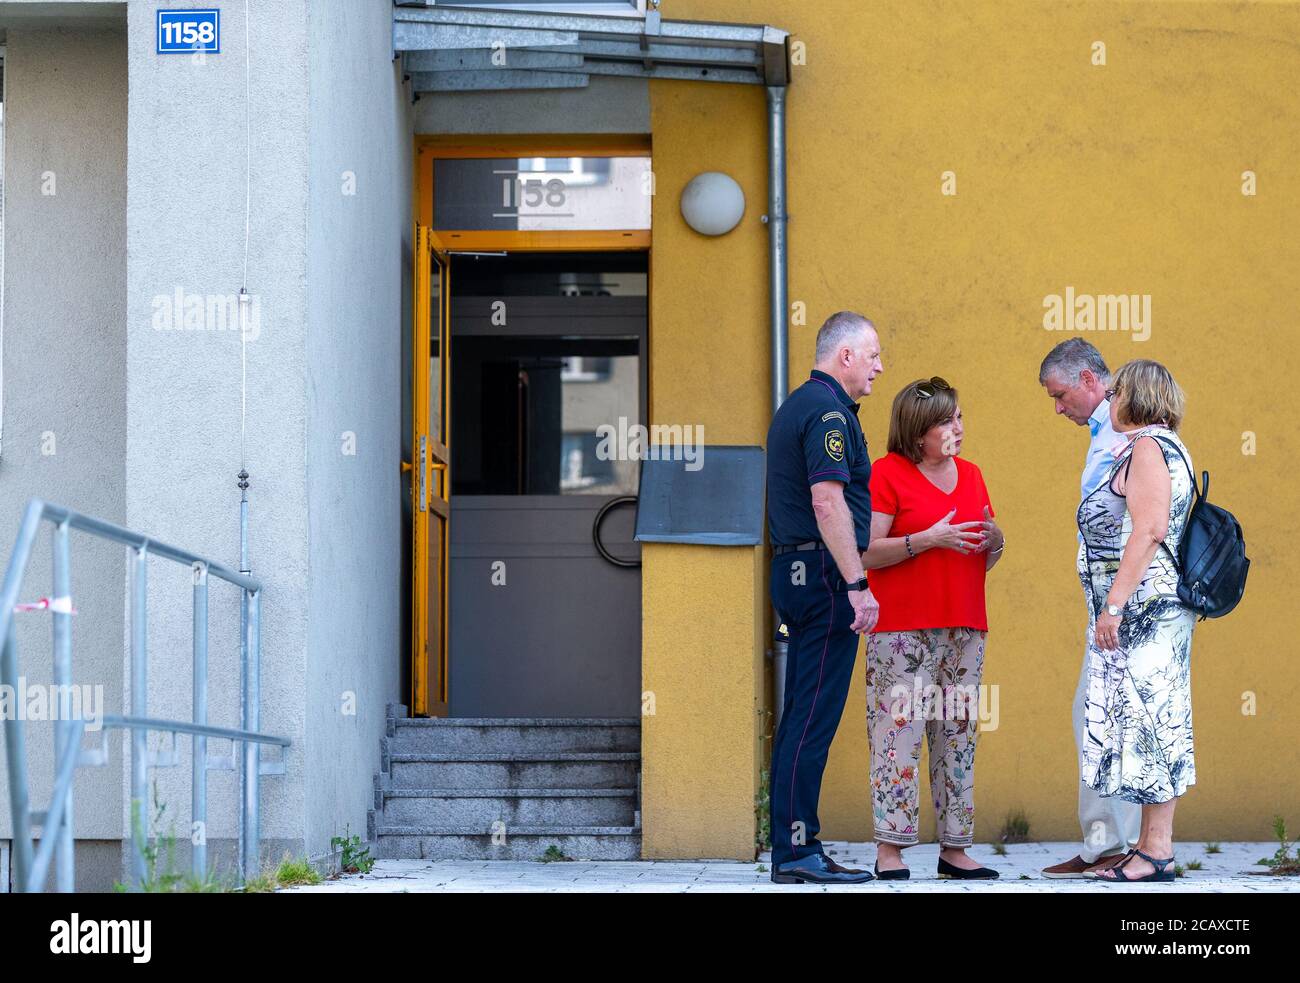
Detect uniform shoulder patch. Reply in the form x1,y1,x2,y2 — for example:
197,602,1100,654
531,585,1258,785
825,430,846,462
821,410,847,424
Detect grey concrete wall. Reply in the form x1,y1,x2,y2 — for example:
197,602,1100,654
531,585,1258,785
0,1,124,31
303,0,410,861
414,74,649,134
0,26,127,843
124,0,310,872
1,0,413,885
0,0,648,886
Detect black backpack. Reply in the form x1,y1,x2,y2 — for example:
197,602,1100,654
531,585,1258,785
1152,435,1249,619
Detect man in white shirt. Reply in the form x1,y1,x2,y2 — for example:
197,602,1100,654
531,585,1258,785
1038,339,1141,878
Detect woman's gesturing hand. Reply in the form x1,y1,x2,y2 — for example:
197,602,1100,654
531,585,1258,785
976,505,1004,553
924,508,984,553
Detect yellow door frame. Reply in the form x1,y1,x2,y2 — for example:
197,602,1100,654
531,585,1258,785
408,134,652,718
410,225,452,717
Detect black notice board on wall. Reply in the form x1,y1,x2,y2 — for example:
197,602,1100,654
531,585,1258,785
633,446,765,546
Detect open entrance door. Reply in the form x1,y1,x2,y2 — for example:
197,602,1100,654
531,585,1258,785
447,251,646,717
410,139,652,719
410,225,450,716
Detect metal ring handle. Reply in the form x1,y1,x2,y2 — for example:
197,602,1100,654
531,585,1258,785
593,495,641,569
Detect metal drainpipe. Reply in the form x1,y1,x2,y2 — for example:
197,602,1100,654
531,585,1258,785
767,85,789,417
766,83,790,734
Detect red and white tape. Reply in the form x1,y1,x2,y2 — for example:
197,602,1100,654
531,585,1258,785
13,596,77,615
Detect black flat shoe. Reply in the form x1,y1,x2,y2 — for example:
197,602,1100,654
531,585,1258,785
937,856,999,880
873,862,910,880
771,852,874,885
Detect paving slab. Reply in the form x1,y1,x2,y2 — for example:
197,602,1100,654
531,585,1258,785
282,841,1300,893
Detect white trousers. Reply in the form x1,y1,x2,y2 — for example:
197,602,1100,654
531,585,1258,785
1072,645,1141,861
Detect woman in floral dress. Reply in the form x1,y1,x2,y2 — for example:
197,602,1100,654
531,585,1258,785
1077,359,1197,883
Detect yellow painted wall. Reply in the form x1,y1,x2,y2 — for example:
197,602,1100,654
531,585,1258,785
645,0,1300,854
641,544,766,858
642,68,772,859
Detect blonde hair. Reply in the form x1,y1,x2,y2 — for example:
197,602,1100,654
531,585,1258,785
887,379,959,463
1111,359,1185,431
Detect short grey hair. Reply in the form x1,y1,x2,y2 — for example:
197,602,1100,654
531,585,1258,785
1039,338,1110,386
814,311,875,364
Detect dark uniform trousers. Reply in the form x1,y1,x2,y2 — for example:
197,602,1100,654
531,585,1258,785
768,548,859,866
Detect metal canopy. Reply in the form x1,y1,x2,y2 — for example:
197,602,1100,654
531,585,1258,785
394,1,790,93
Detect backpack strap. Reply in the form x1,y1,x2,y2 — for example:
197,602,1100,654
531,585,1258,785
1145,432,1201,568
1117,429,1182,487
1149,433,1201,499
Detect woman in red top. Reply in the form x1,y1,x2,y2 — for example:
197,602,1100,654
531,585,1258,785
861,377,1005,880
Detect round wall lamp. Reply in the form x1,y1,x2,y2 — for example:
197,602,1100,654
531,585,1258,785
680,172,746,236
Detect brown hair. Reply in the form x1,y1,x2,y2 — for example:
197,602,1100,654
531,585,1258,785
887,379,959,463
1111,359,1185,431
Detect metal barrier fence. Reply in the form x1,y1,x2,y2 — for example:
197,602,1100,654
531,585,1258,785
0,499,289,892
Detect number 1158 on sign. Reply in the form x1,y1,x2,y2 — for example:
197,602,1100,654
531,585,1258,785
157,9,221,54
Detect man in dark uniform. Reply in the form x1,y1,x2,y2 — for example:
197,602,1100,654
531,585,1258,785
766,310,883,885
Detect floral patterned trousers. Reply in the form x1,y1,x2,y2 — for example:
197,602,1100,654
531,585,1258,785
866,627,986,847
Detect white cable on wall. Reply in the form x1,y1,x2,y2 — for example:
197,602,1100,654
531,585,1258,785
0,52,7,462
240,0,251,474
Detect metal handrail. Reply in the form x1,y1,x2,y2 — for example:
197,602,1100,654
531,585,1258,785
1,498,290,892
103,716,290,748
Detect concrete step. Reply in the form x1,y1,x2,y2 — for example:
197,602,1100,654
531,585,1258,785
391,717,640,755
372,824,642,861
373,708,643,861
378,787,638,827
388,752,639,790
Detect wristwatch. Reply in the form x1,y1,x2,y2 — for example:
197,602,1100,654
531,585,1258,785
1105,603,1122,617
848,576,869,592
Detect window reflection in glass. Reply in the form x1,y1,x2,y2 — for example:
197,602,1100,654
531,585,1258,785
433,157,651,232
452,339,640,496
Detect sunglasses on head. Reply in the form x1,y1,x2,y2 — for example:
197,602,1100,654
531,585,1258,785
912,376,952,400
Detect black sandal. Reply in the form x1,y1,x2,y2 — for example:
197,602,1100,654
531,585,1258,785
1096,848,1176,883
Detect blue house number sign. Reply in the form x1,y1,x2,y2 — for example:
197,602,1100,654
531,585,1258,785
157,9,221,54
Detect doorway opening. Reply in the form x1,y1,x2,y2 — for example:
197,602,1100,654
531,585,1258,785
410,247,648,718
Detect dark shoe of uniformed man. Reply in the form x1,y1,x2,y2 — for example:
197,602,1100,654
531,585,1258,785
766,310,884,886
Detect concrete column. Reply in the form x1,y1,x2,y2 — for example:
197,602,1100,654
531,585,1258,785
124,0,312,877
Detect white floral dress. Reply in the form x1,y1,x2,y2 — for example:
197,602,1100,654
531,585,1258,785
1076,425,1197,804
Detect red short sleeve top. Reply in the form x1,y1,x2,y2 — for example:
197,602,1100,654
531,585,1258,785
868,452,994,632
